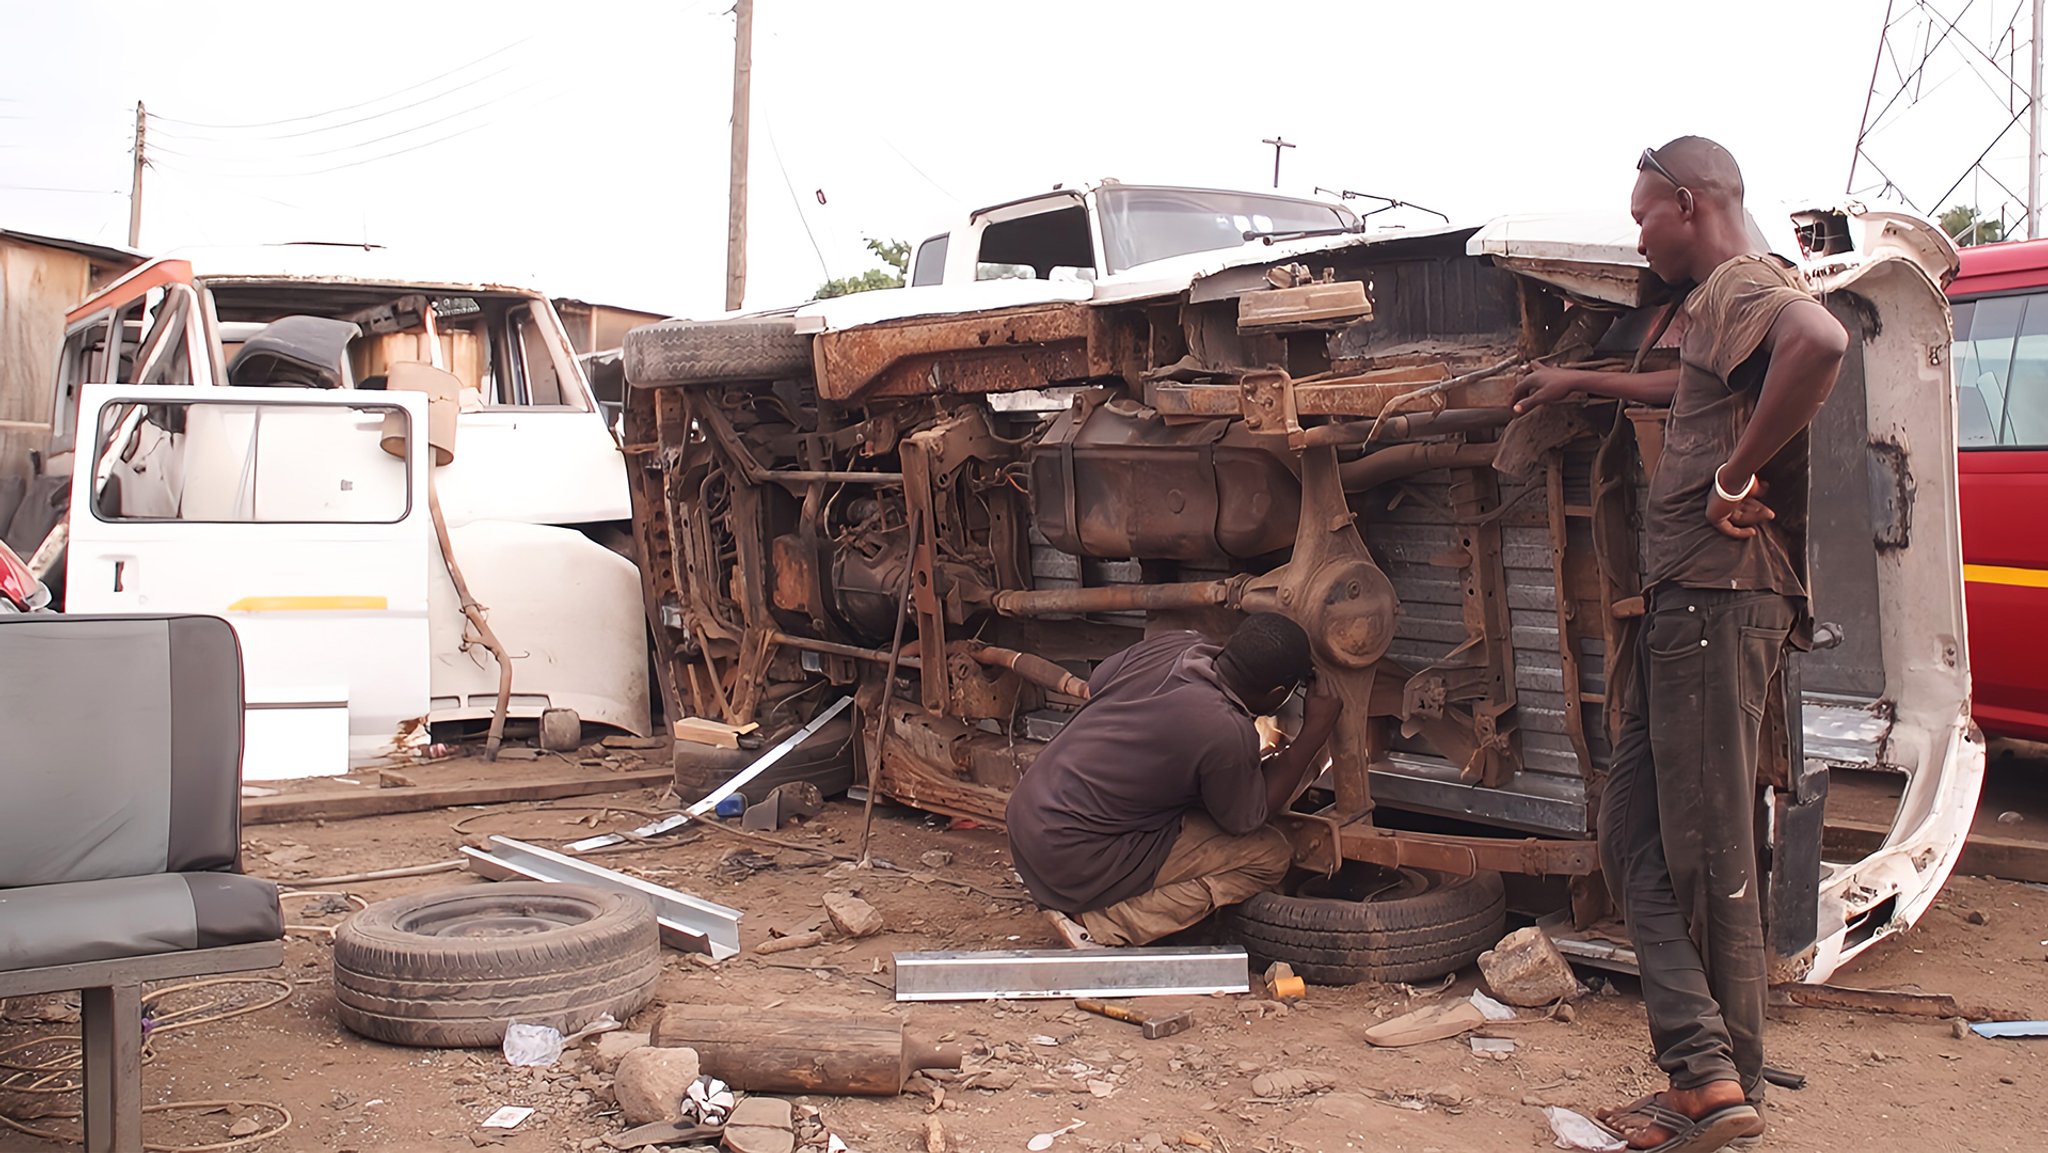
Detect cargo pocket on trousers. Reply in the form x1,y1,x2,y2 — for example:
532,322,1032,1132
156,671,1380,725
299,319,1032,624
1737,624,1787,722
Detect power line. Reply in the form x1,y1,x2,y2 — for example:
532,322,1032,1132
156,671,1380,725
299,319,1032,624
765,115,831,280
0,184,126,195
146,60,523,144
144,38,529,131
145,79,549,164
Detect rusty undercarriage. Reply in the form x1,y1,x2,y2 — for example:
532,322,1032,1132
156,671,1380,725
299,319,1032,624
619,228,1807,931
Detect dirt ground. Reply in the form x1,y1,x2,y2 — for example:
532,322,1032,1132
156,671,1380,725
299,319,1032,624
4,752,2046,1153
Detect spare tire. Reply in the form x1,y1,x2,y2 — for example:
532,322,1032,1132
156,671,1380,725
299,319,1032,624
624,318,812,387
333,883,660,1047
1226,863,1505,986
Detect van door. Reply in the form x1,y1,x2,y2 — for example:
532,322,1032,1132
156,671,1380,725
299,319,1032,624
68,384,434,778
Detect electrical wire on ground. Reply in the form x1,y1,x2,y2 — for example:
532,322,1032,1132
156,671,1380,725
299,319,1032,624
0,976,295,1150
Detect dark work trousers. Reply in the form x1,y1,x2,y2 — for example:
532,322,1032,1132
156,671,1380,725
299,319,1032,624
1598,587,1795,1099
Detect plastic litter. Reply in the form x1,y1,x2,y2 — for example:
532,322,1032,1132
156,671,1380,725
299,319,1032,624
1544,1106,1624,1151
1469,1036,1516,1057
682,1075,736,1125
1027,1121,1086,1151
1469,990,1518,1021
480,1105,535,1130
501,1022,564,1067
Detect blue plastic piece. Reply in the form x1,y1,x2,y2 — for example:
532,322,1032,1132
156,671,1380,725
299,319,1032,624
714,794,747,819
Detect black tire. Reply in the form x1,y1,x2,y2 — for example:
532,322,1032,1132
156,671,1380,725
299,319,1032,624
624,318,812,387
671,708,856,804
332,883,660,1048
1226,864,1506,986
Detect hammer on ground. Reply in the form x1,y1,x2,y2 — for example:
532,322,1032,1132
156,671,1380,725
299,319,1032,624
1073,999,1193,1040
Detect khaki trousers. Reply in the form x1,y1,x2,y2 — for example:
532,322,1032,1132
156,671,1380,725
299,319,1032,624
1078,812,1293,946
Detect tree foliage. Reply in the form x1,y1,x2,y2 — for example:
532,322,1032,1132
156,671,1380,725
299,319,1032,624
814,237,911,299
1940,205,2005,247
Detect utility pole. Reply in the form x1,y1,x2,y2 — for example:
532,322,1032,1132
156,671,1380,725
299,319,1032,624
1261,135,1295,190
2031,0,2044,237
724,0,753,312
128,100,145,249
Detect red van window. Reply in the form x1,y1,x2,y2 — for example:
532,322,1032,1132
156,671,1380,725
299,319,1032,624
1953,292,2048,446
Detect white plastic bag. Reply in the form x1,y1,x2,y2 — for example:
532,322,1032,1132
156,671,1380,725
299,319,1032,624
1469,989,1518,1021
1543,1106,1624,1152
501,1022,564,1067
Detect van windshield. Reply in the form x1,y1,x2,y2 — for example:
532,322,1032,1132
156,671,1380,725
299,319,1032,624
1097,186,1354,273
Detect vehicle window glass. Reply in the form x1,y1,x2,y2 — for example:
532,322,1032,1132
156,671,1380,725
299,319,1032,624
2006,294,2048,445
1953,292,2048,447
1096,187,1354,273
515,306,567,407
1953,294,2024,447
911,234,949,286
91,400,411,524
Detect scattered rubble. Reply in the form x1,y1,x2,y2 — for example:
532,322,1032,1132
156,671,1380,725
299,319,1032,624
1249,1068,1335,1098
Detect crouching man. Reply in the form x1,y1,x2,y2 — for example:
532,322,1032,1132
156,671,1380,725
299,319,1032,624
1005,613,1342,948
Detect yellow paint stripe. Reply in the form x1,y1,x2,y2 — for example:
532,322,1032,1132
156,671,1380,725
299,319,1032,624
227,595,389,613
1963,564,2048,589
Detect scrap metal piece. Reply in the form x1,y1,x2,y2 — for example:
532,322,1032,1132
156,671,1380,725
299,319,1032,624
565,695,854,853
741,781,826,831
462,835,742,960
892,947,1249,1002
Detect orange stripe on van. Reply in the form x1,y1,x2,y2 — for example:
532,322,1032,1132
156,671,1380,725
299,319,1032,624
1963,564,2048,589
226,595,389,613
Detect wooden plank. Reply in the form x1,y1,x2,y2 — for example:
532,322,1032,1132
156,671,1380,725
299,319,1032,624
673,717,758,749
242,768,673,826
1824,817,2048,885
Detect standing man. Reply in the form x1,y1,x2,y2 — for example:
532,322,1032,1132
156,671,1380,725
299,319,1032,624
1006,614,1342,949
1514,137,1847,1153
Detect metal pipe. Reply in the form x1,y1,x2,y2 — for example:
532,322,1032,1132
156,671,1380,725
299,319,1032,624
991,579,1243,617
765,469,903,485
767,631,924,670
2032,0,2044,238
1338,442,1496,492
1297,407,1514,448
970,645,1091,700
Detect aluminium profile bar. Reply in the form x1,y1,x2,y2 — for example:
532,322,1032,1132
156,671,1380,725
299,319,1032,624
565,694,854,853
892,946,1250,1002
463,834,742,960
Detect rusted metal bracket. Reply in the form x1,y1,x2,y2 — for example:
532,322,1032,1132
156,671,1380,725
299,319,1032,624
1273,810,1351,878
1335,823,1601,878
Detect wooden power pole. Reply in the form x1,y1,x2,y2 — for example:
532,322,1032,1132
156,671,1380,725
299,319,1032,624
128,100,146,248
724,0,753,312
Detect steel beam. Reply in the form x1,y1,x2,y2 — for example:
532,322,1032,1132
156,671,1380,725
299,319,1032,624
463,835,742,960
892,947,1249,1001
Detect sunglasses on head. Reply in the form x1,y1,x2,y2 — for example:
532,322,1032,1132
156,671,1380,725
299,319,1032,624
1638,147,1694,209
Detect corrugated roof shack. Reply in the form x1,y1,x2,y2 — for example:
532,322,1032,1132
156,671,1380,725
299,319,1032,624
0,231,143,483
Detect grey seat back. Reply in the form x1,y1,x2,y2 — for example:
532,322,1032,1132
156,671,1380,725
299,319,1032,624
0,615,245,887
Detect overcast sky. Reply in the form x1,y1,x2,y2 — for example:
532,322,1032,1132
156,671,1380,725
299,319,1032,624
1,1,2037,316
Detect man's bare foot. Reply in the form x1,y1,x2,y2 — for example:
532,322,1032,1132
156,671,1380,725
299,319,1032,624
1597,1081,1756,1150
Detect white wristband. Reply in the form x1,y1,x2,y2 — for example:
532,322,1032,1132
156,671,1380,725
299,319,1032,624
1714,464,1756,502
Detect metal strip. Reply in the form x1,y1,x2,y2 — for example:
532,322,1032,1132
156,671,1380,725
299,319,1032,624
462,835,742,960
564,695,853,853
892,947,1249,1002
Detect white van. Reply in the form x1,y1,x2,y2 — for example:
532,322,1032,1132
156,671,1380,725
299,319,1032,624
47,248,649,778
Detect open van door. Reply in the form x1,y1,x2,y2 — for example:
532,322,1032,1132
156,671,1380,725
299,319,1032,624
67,384,434,779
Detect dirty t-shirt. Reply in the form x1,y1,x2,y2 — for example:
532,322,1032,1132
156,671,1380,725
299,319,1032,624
1643,253,1816,631
1005,631,1265,913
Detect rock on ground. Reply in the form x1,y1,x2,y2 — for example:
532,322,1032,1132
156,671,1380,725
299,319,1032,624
612,1046,700,1125
1477,925,1579,1007
822,891,885,938
589,1031,650,1075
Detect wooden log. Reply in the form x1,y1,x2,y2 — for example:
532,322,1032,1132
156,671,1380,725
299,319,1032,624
651,1006,959,1096
242,768,673,825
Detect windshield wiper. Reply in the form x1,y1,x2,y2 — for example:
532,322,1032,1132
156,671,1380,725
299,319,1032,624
1241,223,1365,244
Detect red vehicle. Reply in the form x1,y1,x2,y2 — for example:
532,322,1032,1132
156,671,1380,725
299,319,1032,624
1948,238,2048,740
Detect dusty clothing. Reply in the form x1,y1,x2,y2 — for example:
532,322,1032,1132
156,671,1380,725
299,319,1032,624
1644,254,1814,642
1077,812,1293,946
1602,588,1794,1098
1006,631,1266,913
